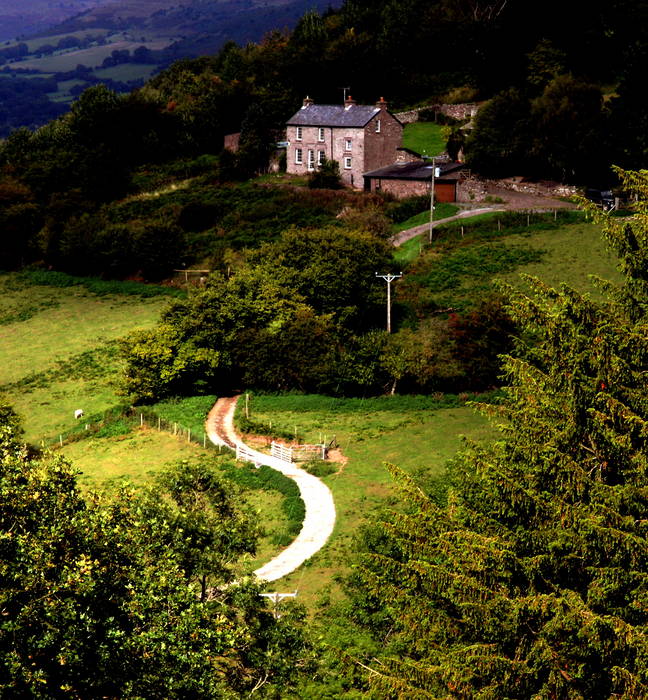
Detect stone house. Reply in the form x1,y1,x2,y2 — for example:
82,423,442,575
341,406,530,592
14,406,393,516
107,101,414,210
286,96,403,188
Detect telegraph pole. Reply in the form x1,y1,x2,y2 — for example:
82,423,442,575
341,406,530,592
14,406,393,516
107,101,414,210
429,156,437,244
375,272,402,333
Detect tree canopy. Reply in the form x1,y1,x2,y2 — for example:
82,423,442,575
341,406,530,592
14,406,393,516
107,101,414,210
0,405,310,698
344,169,648,697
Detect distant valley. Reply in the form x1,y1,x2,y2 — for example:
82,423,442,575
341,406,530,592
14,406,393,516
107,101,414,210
0,0,340,136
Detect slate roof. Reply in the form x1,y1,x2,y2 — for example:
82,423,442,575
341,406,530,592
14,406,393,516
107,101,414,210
363,160,464,181
287,103,382,128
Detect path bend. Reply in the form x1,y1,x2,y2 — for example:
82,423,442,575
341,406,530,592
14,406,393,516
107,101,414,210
206,396,336,583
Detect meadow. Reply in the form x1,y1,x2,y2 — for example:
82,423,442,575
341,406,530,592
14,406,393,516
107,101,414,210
398,215,622,313
0,271,174,442
234,393,495,605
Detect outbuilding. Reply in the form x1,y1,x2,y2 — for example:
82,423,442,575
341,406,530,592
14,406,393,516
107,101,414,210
363,157,464,201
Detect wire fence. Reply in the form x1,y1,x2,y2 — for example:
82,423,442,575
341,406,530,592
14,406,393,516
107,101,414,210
47,405,234,455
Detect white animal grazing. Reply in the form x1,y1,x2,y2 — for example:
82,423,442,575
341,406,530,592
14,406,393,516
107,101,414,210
74,409,84,420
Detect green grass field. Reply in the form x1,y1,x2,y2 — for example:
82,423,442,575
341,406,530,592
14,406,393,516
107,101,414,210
60,425,207,486
399,218,621,312
402,122,447,157
390,202,459,235
238,393,495,604
0,272,171,442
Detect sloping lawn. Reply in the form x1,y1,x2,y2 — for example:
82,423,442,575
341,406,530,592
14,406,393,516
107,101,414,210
402,122,446,156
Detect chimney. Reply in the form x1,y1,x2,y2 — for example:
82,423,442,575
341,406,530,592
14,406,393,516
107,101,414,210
345,95,356,110
302,96,314,108
376,96,387,110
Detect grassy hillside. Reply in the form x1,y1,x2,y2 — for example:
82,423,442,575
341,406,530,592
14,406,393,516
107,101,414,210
402,122,447,157
0,271,174,442
397,215,622,314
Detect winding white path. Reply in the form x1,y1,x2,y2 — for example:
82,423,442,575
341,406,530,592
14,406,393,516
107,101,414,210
205,396,336,583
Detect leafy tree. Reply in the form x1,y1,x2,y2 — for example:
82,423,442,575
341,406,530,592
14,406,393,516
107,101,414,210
235,307,340,392
347,169,648,697
380,320,461,394
0,405,310,698
465,87,534,177
121,266,312,401
251,226,393,329
448,294,515,390
153,459,259,600
530,74,608,183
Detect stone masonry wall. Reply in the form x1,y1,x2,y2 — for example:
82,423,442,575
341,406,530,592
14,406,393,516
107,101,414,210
484,177,578,198
457,176,487,203
361,110,403,181
394,102,480,124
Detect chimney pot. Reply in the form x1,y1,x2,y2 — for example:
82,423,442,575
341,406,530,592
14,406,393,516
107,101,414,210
302,95,314,107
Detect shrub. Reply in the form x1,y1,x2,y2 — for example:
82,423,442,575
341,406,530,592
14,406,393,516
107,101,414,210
308,158,342,189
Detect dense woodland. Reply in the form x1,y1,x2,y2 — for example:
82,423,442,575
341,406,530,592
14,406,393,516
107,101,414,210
1,0,648,697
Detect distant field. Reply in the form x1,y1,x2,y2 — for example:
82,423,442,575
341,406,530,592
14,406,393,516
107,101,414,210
8,29,111,53
93,63,158,81
47,79,86,102
0,272,170,442
402,122,446,157
17,39,171,71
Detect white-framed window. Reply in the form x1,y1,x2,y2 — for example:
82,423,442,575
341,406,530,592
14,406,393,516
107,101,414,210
344,157,352,169
295,148,303,164
317,150,325,166
345,138,352,151
308,149,315,170
375,119,381,133
318,127,325,141
296,126,303,140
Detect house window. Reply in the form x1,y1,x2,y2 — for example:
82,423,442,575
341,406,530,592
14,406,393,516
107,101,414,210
296,126,303,141
344,157,352,169
295,148,303,164
375,119,381,133
345,138,352,151
317,150,325,166
318,127,325,141
308,150,315,170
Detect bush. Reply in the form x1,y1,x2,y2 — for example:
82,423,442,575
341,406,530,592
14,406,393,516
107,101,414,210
308,158,342,189
386,195,430,223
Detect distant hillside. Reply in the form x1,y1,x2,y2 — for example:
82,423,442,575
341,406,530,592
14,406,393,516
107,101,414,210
0,0,340,136
0,0,113,42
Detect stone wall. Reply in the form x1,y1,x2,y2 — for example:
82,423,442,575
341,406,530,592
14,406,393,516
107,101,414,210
393,109,420,124
485,177,578,198
223,132,240,152
457,176,487,203
395,102,480,124
367,178,457,201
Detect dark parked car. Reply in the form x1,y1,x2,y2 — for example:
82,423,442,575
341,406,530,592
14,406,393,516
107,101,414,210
585,188,615,210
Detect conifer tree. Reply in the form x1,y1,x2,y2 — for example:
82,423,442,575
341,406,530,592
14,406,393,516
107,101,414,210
352,168,648,698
